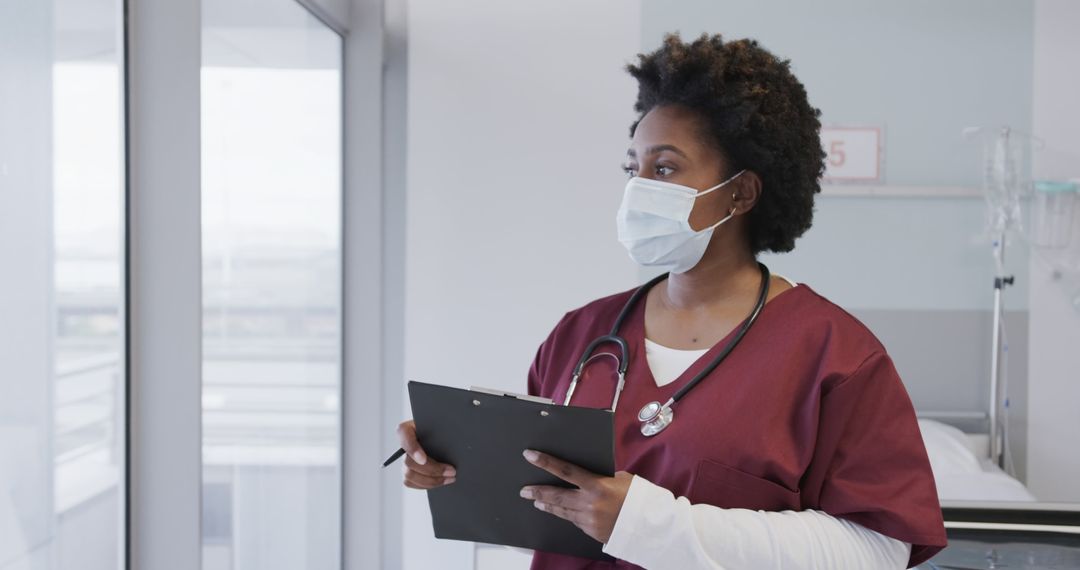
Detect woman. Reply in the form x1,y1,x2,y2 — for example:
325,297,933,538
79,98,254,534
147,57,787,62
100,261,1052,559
399,33,947,569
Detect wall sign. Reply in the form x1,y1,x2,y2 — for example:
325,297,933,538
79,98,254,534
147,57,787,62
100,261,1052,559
820,126,883,182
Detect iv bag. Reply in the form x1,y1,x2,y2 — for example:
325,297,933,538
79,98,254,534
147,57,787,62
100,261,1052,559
964,126,1036,236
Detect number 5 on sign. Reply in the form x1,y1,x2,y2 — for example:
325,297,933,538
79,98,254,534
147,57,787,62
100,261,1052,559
820,127,882,182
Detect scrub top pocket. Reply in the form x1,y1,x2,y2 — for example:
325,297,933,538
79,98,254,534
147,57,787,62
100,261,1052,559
688,459,802,512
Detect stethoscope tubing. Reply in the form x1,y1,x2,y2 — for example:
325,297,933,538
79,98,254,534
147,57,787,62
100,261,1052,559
669,262,770,405
564,263,771,413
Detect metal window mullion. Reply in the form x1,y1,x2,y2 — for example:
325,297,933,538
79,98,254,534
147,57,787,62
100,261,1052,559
341,0,394,568
125,0,203,568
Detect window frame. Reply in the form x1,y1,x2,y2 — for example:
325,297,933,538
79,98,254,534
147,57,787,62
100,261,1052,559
124,0,393,568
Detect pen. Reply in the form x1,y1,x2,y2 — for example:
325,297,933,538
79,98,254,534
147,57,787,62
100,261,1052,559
382,447,406,467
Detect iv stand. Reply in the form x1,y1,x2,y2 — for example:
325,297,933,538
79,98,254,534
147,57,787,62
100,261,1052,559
985,125,1021,469
971,124,1041,470
989,233,1013,468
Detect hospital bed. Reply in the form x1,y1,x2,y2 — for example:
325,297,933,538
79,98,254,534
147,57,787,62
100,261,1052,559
917,418,1036,502
917,502,1080,569
913,418,1080,568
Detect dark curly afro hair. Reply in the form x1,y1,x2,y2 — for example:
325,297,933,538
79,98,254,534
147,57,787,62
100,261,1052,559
627,33,825,254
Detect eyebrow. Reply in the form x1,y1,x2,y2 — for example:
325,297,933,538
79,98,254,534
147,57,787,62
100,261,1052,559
626,144,689,159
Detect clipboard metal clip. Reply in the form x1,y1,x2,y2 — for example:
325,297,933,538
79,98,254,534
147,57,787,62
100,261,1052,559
468,386,555,406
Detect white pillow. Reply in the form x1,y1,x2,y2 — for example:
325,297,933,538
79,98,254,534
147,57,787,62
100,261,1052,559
917,419,983,475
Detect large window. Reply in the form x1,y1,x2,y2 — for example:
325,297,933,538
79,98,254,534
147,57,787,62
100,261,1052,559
1,1,127,569
201,1,343,568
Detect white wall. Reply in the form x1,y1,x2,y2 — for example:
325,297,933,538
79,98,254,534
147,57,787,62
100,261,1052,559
1026,0,1080,503
401,1,642,568
640,0,1034,189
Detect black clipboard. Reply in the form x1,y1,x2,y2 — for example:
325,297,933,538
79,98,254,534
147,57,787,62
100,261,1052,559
408,380,615,560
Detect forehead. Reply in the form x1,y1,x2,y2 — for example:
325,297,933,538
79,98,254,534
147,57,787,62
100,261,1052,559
629,105,711,156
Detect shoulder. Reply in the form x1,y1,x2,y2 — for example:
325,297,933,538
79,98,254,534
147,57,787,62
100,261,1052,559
528,287,640,393
555,287,638,333
533,286,640,354
791,285,885,348
783,284,894,389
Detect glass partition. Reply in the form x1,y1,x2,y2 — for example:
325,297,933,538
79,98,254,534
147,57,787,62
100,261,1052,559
201,1,343,568
1,0,127,569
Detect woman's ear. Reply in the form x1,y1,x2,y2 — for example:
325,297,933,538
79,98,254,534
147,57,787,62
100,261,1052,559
731,171,762,214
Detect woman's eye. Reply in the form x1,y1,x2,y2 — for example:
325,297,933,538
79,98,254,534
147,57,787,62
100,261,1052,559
655,165,674,177
622,165,638,178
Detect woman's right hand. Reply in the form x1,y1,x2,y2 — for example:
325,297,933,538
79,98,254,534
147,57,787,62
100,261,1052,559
397,419,457,489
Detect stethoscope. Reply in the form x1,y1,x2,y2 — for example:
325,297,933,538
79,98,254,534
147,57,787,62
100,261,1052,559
561,263,771,436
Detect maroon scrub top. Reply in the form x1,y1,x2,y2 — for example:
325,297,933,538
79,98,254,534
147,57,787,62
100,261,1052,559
526,283,947,569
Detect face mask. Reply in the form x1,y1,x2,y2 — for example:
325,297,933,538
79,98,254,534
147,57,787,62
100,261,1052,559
616,169,745,273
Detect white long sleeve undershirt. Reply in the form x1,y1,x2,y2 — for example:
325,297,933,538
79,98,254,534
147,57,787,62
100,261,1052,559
602,475,911,570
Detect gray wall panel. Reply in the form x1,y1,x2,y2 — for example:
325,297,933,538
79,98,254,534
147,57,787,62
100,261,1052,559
855,309,1028,481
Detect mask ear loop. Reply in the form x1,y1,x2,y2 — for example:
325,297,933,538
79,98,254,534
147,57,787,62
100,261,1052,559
699,207,736,233
696,192,740,234
695,169,747,197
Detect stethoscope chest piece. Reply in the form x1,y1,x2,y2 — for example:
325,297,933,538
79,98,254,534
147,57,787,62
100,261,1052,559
637,400,674,437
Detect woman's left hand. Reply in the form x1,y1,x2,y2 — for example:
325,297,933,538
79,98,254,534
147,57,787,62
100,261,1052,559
519,449,634,544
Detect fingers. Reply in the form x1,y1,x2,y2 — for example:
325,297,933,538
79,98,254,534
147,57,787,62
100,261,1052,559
520,485,590,526
533,500,592,527
397,419,456,490
522,449,596,488
403,462,455,489
396,420,429,465
520,464,632,544
519,485,586,510
405,453,455,479
404,477,455,490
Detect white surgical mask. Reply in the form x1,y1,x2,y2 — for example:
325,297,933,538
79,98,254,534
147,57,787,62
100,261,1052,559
616,170,745,273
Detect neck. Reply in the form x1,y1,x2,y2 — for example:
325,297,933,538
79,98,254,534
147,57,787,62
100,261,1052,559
662,245,759,310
